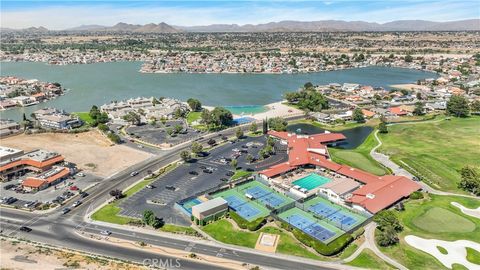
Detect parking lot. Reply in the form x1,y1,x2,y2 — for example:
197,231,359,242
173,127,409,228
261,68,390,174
126,120,204,147
118,135,288,225
0,173,101,210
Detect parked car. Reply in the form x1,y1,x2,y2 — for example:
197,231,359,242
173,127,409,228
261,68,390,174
189,171,198,175
19,226,32,232
3,184,16,190
23,201,35,208
203,169,212,174
62,208,71,215
220,178,229,182
80,192,89,198
5,197,17,204
165,185,176,191
69,186,79,191
77,172,86,177
145,185,155,189
226,171,235,177
245,168,254,172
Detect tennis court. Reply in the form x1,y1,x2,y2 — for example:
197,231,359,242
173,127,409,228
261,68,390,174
292,173,332,190
278,207,344,244
212,188,270,221
180,197,203,214
238,181,294,209
304,197,367,231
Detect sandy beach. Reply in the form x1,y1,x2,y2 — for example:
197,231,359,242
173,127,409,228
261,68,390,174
232,101,303,120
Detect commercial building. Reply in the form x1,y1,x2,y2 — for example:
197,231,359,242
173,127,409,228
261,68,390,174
0,148,65,181
260,130,421,214
22,166,71,192
33,108,83,130
0,119,21,137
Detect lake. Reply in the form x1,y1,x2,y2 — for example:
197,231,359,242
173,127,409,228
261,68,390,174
0,61,437,121
287,123,373,149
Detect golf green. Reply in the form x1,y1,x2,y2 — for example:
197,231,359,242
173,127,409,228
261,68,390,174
412,207,476,233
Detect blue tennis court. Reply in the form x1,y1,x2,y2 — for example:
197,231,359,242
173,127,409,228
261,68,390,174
286,214,335,242
225,195,246,209
308,202,339,216
225,195,262,221
245,186,285,208
308,202,358,230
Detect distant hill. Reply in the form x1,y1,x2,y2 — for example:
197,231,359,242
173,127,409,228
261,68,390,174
3,19,478,33
176,19,480,32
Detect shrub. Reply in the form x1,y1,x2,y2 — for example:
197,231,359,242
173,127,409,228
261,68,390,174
409,191,424,200
291,228,353,256
229,211,265,231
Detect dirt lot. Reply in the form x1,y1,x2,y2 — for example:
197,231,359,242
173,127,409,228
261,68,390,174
0,239,143,270
1,131,153,177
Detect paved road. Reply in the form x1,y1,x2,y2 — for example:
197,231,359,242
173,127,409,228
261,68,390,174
0,118,350,270
0,207,342,270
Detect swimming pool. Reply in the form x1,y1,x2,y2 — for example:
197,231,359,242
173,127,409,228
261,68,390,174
292,173,332,190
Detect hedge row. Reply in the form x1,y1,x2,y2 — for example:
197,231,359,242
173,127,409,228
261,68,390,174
229,211,265,231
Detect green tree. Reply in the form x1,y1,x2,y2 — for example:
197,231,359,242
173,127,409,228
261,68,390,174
458,166,480,195
374,210,403,232
304,82,314,89
447,95,470,117
378,116,388,133
89,105,100,120
268,117,288,131
470,100,480,113
166,127,174,137
352,108,365,123
187,98,202,111
249,122,258,133
174,108,186,119
235,127,244,139
97,112,109,124
230,159,238,170
404,54,413,63
142,210,154,226
191,142,203,156
174,124,183,134
246,154,254,164
180,150,191,162
122,111,141,125
376,225,399,247
413,102,425,116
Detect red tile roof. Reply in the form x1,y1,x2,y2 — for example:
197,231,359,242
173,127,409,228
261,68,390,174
22,178,47,188
389,107,408,116
348,175,421,213
336,165,381,184
259,162,296,178
0,155,64,172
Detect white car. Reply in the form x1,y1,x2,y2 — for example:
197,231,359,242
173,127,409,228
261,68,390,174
130,171,139,177
72,201,82,207
100,230,111,236
77,172,85,177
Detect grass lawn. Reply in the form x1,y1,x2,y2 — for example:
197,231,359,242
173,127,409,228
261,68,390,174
378,116,480,193
202,219,327,260
90,200,136,225
466,247,480,265
159,224,199,236
346,248,395,269
288,119,378,132
378,194,480,270
73,112,95,126
231,170,253,180
329,131,390,176
186,111,202,125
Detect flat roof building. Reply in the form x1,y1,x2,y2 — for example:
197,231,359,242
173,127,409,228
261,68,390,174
191,197,228,224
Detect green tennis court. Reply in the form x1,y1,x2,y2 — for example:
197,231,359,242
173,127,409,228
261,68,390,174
292,173,332,190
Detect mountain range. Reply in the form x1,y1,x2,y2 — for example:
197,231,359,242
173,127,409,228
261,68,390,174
3,19,479,33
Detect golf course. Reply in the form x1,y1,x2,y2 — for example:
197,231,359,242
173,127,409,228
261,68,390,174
379,194,480,270
378,116,480,193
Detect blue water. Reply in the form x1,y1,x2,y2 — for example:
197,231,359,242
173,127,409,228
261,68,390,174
0,61,438,121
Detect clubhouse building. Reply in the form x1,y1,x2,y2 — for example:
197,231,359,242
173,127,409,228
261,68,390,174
259,131,421,214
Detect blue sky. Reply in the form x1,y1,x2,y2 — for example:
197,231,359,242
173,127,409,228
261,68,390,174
1,1,479,29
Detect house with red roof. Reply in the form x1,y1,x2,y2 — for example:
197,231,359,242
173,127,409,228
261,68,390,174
389,106,409,116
